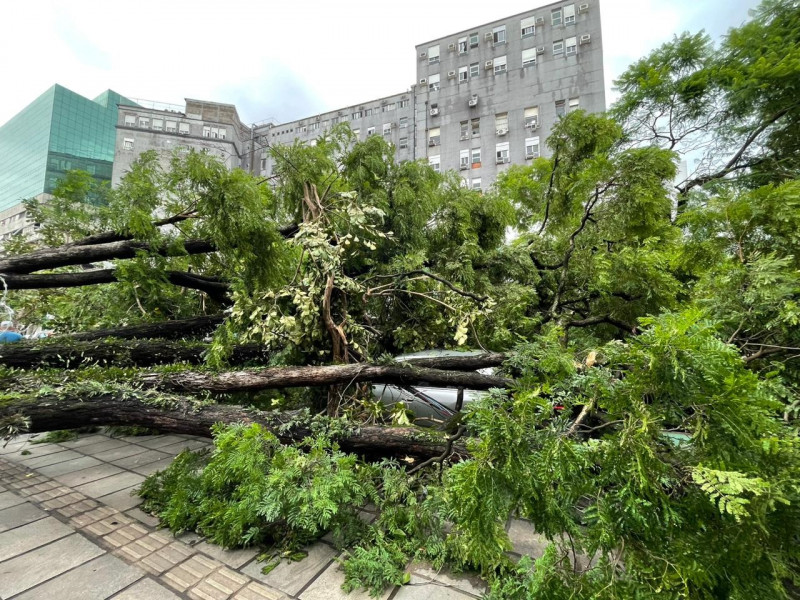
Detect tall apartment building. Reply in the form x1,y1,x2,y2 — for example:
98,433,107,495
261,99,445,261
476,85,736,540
252,0,604,191
0,85,135,239
111,99,252,186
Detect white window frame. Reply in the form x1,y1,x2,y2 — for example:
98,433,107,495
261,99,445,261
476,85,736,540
471,177,482,191
428,127,441,146
522,47,537,67
152,119,163,131
493,55,507,75
569,97,580,112
458,66,469,82
399,136,408,149
428,73,440,92
469,32,479,48
471,147,481,165
521,16,536,37
165,121,177,133
566,36,577,56
352,111,362,120
469,62,480,78
383,123,392,136
556,99,567,117
524,106,540,128
471,118,481,137
202,126,211,137
124,115,136,127
525,136,540,159
399,117,408,128
428,154,441,172
138,117,149,128
460,149,470,169
367,126,376,136
496,141,510,163
553,40,564,55
552,8,563,26
492,25,506,45
428,44,440,64
458,36,468,53
564,4,576,24
123,137,134,150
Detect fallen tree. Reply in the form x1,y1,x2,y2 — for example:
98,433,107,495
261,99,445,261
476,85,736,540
65,315,225,341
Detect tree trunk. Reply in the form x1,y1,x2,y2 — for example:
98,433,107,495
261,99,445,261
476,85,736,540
0,339,268,369
65,315,225,341
9,393,467,460
136,363,512,393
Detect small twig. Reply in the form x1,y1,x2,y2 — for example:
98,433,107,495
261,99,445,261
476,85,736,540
407,425,466,480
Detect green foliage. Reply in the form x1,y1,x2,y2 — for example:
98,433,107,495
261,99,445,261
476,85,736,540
139,423,375,548
341,536,410,598
31,429,79,444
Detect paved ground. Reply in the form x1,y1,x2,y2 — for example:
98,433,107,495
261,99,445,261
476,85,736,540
0,431,543,599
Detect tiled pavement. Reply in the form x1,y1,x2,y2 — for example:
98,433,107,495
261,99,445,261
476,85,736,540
0,432,541,599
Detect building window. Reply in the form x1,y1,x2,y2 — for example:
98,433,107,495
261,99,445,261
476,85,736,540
383,123,392,136
569,97,580,112
203,126,211,137
124,115,136,127
367,126,376,136
494,55,507,75
566,36,577,55
428,127,441,146
493,25,506,45
123,138,134,150
459,66,469,82
399,117,408,128
460,121,469,140
429,155,441,172
178,123,190,135
460,149,470,169
428,73,440,92
152,119,163,131
383,102,396,112
522,47,537,67
524,106,540,128
521,16,536,37
399,137,408,149
428,44,440,64
525,136,541,159
458,36,468,53
469,62,480,78
352,128,360,138
339,115,349,123
496,141,510,163
471,147,481,166
138,117,149,128
471,177,482,191
365,108,374,116
564,4,576,24
309,122,320,131
352,111,362,120
260,158,267,170
469,32,479,48
495,112,509,133
552,8,563,26
553,40,564,55
166,121,177,133
399,99,409,108
556,100,567,117
471,118,480,137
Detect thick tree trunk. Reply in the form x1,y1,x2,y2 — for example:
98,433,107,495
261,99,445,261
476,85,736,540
0,339,268,369
0,239,216,275
65,315,225,341
10,393,467,460
137,363,513,393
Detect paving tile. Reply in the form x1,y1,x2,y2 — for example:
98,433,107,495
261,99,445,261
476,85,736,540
0,490,25,510
100,484,145,511
59,434,112,448
42,491,87,510
56,497,99,518
95,443,152,462
74,438,131,455
53,462,124,487
195,540,259,569
76,471,144,499
0,534,104,598
117,434,165,444
112,577,182,599
112,449,171,469
0,516,73,562
299,559,393,600
69,504,119,527
103,521,150,548
410,563,486,597
85,513,132,536
234,581,288,600
13,553,144,600
159,438,211,455
117,531,173,562
18,445,77,463
507,518,549,559
37,455,103,477
189,566,249,600
392,575,474,599
125,506,160,527
140,541,195,575
29,484,74,503
242,542,336,596
0,440,29,456
133,456,178,476
138,435,190,449
164,554,223,592
0,501,47,532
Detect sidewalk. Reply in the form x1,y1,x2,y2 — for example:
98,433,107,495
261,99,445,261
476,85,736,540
0,432,540,599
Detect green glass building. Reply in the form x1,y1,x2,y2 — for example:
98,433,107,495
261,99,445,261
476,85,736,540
0,84,136,213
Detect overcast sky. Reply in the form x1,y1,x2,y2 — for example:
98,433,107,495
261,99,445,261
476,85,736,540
1,0,759,127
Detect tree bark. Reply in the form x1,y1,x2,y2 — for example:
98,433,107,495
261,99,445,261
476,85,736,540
0,339,268,369
9,393,467,460
65,315,225,341
0,239,216,275
137,363,512,393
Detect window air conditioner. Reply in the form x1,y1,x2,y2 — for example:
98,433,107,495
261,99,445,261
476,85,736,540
484,32,493,40
430,107,440,116
448,70,456,78
429,139,437,146
580,34,591,44
526,151,540,159
526,118,539,129
496,157,509,164
419,52,427,58
448,43,456,51
536,46,545,54
460,134,470,140
536,16,544,25
460,163,469,170
578,3,589,12
496,127,508,136
468,96,479,107
484,60,493,69
419,78,427,85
